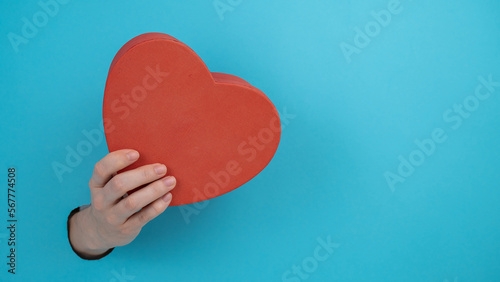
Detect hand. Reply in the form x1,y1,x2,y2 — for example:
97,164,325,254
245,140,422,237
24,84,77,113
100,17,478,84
69,149,176,258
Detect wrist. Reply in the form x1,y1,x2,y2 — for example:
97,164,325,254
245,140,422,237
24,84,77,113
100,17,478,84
69,207,112,257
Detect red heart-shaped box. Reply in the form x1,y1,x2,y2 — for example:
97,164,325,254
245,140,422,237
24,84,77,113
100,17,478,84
103,33,281,206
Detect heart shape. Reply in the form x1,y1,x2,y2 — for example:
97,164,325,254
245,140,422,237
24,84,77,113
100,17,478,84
103,33,281,206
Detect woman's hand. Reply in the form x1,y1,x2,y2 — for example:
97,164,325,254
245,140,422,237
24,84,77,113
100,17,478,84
69,149,176,258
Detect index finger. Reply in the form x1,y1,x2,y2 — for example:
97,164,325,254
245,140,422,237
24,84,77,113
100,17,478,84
89,149,140,188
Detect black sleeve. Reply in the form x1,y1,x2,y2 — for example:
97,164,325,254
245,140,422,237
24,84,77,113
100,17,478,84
67,206,115,260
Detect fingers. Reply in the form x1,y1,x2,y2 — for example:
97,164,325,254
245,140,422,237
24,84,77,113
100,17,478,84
89,149,140,188
124,192,173,229
113,176,176,222
103,163,169,204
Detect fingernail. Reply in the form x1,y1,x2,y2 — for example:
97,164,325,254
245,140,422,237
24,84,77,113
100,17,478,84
126,151,139,161
154,164,167,175
163,176,176,187
162,193,172,202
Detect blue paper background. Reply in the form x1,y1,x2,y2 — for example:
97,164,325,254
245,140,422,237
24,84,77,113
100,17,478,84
1,0,499,281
